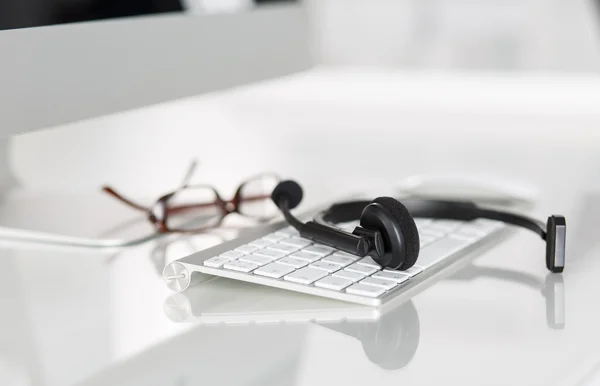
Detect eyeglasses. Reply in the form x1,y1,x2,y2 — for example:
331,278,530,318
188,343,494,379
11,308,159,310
102,161,280,233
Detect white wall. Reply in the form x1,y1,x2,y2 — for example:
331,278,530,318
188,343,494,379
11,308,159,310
309,0,600,72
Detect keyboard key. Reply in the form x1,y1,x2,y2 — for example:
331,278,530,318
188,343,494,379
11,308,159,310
235,244,260,254
240,254,274,266
393,266,423,277
290,251,321,263
357,256,380,268
414,218,432,227
413,237,473,269
262,233,288,242
303,245,335,257
335,220,356,230
333,270,366,282
309,261,342,273
322,255,355,267
203,256,230,268
277,257,308,268
284,267,328,284
279,237,312,248
223,260,258,273
253,248,288,260
332,251,361,260
346,283,386,298
448,232,478,242
249,239,274,248
346,263,380,275
254,262,296,278
336,220,359,229
429,220,462,233
419,228,445,238
473,219,504,232
360,277,398,290
372,271,410,284
420,235,436,248
315,276,354,291
275,227,299,236
268,243,301,254
220,250,245,260
453,223,491,239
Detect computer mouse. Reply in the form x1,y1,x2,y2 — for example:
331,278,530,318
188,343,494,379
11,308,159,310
395,174,538,205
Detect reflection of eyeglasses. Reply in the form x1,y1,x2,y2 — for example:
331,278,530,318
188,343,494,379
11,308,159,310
102,160,280,233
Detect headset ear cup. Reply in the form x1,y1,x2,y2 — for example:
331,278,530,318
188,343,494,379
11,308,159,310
375,197,420,270
360,197,420,270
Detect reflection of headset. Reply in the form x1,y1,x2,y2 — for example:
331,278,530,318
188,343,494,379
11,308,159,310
316,272,564,371
317,301,420,371
451,268,565,329
271,180,566,273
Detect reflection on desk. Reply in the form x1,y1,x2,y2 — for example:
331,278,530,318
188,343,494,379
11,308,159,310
316,301,420,370
163,264,565,374
164,276,421,370
450,266,565,329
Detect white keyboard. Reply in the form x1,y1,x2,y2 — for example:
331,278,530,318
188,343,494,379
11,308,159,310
164,218,506,306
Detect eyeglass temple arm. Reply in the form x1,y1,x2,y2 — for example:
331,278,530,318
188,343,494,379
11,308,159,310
102,186,150,212
178,159,198,189
103,184,270,215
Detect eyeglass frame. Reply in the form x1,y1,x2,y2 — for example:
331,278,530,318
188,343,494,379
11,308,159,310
102,162,279,233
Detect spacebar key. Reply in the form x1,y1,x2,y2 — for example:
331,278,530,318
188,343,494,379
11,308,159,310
414,237,473,269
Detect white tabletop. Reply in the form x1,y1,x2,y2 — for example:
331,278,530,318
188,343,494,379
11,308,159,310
3,68,600,386
2,190,600,386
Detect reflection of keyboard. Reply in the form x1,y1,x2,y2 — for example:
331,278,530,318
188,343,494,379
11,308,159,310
164,218,505,306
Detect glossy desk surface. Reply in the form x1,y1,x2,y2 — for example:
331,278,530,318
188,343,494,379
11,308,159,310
3,68,600,385
1,190,599,386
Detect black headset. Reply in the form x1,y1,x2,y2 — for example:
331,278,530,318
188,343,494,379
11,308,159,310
271,180,566,273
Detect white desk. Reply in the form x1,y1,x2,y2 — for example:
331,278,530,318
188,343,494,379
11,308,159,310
2,189,600,386
2,69,600,385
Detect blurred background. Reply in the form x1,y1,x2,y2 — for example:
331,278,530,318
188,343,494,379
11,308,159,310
4,0,600,212
313,0,600,71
